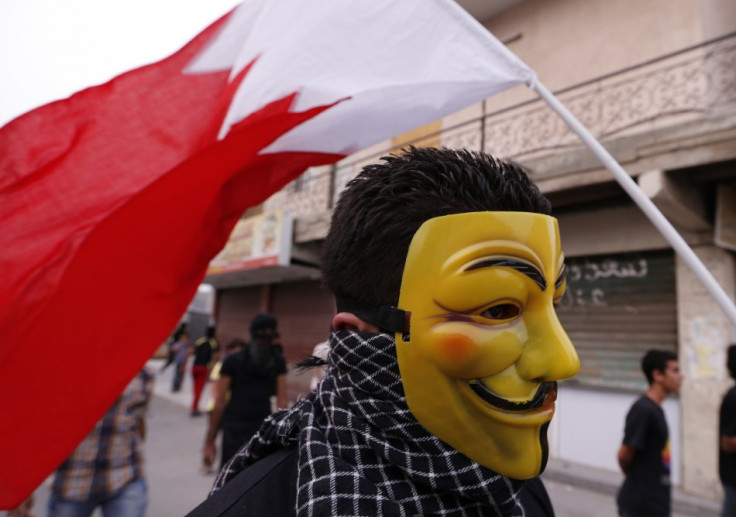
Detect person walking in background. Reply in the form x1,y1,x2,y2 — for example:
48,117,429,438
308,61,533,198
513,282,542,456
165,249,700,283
160,322,188,372
47,368,153,517
190,326,219,417
720,344,736,517
171,329,191,393
203,313,287,471
201,338,246,474
617,349,683,517
204,339,246,416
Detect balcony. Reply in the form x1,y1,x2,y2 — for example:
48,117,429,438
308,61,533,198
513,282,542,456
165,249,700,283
265,32,736,238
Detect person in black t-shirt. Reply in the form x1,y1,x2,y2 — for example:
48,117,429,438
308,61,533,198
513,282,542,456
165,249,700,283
617,349,683,517
203,313,287,470
719,344,736,516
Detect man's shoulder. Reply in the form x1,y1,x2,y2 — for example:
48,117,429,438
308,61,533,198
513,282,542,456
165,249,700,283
630,395,658,413
220,350,246,377
122,368,153,401
725,385,736,400
223,349,248,365
624,396,660,428
520,478,555,517
193,337,216,348
721,385,736,412
187,448,298,517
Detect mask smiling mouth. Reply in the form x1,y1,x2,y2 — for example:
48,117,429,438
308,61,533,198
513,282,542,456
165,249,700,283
468,380,557,412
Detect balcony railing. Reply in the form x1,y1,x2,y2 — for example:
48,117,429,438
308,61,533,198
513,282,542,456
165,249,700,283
472,32,736,158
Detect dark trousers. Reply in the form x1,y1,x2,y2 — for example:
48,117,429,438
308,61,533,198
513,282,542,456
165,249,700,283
172,363,185,392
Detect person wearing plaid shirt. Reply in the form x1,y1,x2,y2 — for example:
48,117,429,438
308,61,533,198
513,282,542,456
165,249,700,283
48,368,153,517
189,147,578,516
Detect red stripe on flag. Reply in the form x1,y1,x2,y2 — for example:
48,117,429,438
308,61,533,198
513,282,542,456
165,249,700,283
0,11,345,507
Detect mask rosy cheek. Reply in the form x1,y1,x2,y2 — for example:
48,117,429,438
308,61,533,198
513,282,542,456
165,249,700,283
433,333,477,366
423,325,524,379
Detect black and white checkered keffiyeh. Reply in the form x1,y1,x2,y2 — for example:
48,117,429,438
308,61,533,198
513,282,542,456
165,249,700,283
212,331,525,516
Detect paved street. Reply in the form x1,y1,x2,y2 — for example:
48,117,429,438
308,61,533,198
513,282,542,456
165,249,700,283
543,477,712,517
545,479,622,517
12,360,719,516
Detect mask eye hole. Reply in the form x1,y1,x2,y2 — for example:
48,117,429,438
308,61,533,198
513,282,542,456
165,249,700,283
479,303,520,322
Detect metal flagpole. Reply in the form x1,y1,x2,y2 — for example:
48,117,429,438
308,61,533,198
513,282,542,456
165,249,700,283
529,79,736,329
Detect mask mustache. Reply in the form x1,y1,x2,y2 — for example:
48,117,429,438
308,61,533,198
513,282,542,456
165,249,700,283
468,380,557,412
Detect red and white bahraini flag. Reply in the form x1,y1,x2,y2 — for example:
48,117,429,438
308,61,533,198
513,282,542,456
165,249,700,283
0,0,534,506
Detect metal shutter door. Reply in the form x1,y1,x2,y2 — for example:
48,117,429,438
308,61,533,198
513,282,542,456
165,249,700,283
216,286,261,346
556,250,677,391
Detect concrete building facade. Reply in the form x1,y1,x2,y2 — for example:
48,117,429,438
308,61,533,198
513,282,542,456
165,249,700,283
205,0,736,501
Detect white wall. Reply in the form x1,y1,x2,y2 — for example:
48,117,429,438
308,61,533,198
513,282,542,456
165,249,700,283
549,385,682,486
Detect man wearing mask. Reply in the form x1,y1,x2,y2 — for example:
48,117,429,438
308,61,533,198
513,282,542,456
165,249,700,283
190,147,579,516
203,313,287,471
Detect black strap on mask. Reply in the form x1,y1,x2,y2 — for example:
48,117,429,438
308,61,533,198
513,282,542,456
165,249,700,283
335,297,411,341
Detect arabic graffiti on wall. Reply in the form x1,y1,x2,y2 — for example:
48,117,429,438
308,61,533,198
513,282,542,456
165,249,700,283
559,257,649,309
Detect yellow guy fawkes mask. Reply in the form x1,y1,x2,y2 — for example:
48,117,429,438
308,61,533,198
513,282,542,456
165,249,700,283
396,211,580,480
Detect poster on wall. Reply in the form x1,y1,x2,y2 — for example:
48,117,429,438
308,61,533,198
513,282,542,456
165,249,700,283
207,210,293,274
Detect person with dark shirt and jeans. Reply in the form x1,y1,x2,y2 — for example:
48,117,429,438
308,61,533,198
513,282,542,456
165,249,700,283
188,147,579,516
203,313,287,470
720,344,736,516
617,349,683,517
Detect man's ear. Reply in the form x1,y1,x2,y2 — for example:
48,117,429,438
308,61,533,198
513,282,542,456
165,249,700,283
332,312,380,333
652,368,665,384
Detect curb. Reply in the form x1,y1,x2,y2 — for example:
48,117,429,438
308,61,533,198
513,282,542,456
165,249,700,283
543,459,721,517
